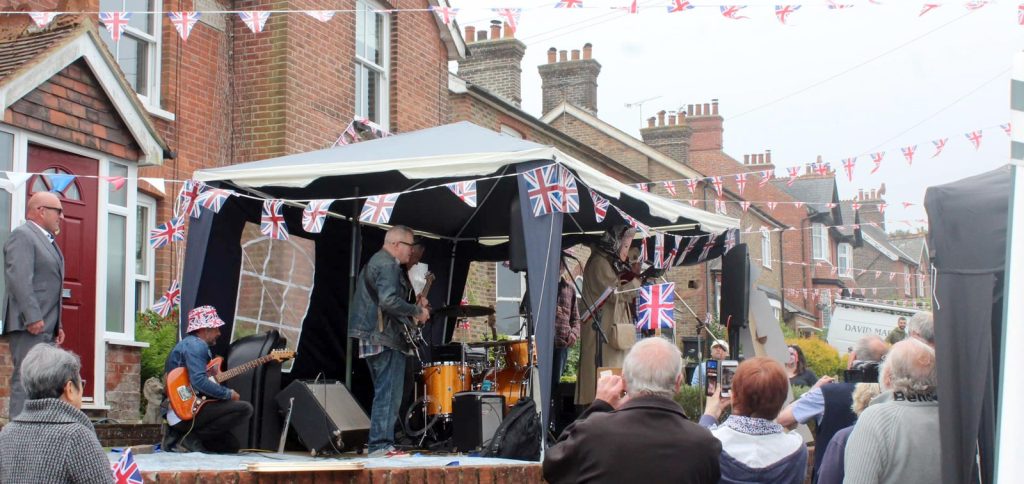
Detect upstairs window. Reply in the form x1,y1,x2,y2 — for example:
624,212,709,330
837,243,852,277
99,0,162,105
812,223,830,262
355,0,389,127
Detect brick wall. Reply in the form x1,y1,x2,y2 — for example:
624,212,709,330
104,343,142,422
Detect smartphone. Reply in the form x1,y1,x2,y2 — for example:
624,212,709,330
720,360,739,398
704,359,719,397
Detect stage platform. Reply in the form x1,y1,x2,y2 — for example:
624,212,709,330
109,450,544,483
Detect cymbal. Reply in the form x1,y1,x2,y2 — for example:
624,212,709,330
434,305,495,318
464,340,516,348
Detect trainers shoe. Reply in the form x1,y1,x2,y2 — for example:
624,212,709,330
176,434,208,453
368,445,396,458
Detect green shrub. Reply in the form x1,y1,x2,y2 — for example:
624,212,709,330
787,337,847,379
674,384,705,419
136,310,180,386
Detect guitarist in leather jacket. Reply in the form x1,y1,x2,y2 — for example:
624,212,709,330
348,226,430,456
162,306,253,453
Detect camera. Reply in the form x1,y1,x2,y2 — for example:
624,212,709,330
843,360,880,384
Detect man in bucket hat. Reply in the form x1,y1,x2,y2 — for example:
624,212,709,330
161,305,253,453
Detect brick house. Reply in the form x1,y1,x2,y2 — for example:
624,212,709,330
0,0,461,421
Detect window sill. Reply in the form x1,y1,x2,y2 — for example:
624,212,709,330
104,338,151,349
143,102,176,122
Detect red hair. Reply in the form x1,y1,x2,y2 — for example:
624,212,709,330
731,357,789,420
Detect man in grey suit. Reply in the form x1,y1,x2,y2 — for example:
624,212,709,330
4,191,65,418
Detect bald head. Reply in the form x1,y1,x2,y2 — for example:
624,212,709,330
881,338,936,394
850,334,887,368
622,337,683,398
26,191,63,235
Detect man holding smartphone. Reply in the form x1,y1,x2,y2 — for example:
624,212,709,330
692,339,729,388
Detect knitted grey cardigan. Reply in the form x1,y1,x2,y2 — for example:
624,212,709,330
0,398,114,483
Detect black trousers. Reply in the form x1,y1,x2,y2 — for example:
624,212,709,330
172,400,253,453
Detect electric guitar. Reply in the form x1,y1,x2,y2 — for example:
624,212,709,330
399,273,434,348
166,349,295,421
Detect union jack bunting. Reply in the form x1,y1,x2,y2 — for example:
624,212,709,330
825,202,838,209
196,188,233,214
1001,123,1012,136
878,202,887,214
965,1,988,10
931,138,948,158
786,166,799,187
446,181,478,208
902,201,915,209
759,169,772,187
151,280,181,318
720,5,749,19
714,198,727,213
523,166,562,217
709,176,724,197
493,8,522,33
360,193,400,224
667,0,695,12
775,5,800,24
635,183,650,192
626,0,640,14
685,178,700,193
663,181,678,197
767,201,778,212
112,448,144,484
28,12,58,28
100,176,126,191
590,189,609,222
842,157,856,181
734,173,747,195
965,130,983,150
814,162,830,176
698,234,717,262
305,10,336,22
176,179,204,219
1019,5,1024,25
852,202,862,211
901,145,917,165
555,0,584,7
919,3,941,16
302,199,333,233
677,236,700,265
636,283,675,330
148,217,185,249
827,0,853,8
260,200,289,240
870,152,885,174
687,199,699,207
429,6,458,25
740,201,751,212
559,167,580,213
239,11,271,33
638,237,648,263
889,272,896,281
167,12,200,41
653,233,665,269
665,235,682,266
724,229,736,254
99,12,132,42
794,201,805,209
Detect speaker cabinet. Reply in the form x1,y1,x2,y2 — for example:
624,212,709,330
720,243,750,359
223,330,285,451
453,392,505,452
276,380,370,455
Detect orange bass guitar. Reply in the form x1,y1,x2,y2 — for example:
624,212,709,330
166,349,295,421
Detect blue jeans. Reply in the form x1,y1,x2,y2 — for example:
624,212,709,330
365,348,406,452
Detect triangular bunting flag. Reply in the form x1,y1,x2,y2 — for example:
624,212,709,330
446,181,477,208
302,199,333,233
260,200,289,240
46,173,75,193
28,12,58,28
167,12,201,41
239,11,271,33
100,175,126,191
139,177,165,195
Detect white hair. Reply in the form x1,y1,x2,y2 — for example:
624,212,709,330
907,311,934,345
853,334,887,363
21,344,81,400
622,337,682,399
384,225,413,243
880,338,936,394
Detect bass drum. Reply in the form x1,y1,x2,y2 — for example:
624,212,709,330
422,362,471,416
494,367,530,408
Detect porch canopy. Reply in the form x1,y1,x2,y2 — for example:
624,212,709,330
185,121,739,442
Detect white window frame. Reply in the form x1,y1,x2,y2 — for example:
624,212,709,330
134,194,156,313
917,273,926,298
904,271,911,296
812,223,830,262
101,160,137,341
500,124,524,138
354,0,390,127
98,0,163,113
495,263,526,336
838,243,852,278
761,230,772,269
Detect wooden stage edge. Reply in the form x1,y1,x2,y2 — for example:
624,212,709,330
140,463,545,483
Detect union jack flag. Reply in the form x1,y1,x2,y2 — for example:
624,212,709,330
653,233,665,269
239,11,271,33
626,0,640,14
149,217,185,249
767,201,778,212
852,201,862,211
590,189,609,222
1019,5,1024,25
794,201,805,209
151,280,181,318
709,176,724,196
720,5,749,19
176,179,204,219
714,198,727,213
814,162,830,176
446,181,477,207
305,10,336,22
636,283,675,330
786,166,800,187
112,448,144,484
775,5,801,24
724,229,737,253
870,152,885,174
196,188,233,214
1001,123,1012,136
302,199,333,233
429,6,459,25
636,237,648,264
740,201,751,212
901,145,917,166
635,183,650,192
877,202,887,214
759,169,772,187
827,0,853,8
698,234,717,262
734,173,747,195
493,8,522,33
560,167,580,213
667,0,695,12
665,235,681,266
842,157,856,181
360,193,400,224
663,181,678,197
919,3,941,16
925,139,946,160
965,130,983,150
28,12,58,28
684,178,700,193
261,200,289,240
965,1,988,10
167,12,200,41
556,0,584,7
523,166,563,217
99,12,131,42
678,236,700,265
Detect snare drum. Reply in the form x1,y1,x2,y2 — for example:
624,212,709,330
504,339,538,369
494,367,530,407
422,362,471,416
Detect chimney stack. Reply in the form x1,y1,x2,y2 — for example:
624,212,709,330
688,98,724,152
640,106,692,164
457,19,528,107
538,43,602,115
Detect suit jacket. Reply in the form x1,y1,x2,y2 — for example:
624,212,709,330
543,395,722,484
3,222,63,335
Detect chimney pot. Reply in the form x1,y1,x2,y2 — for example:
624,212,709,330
571,49,580,60
547,47,557,64
583,43,593,59
805,165,812,175
859,189,864,200
477,30,487,41
647,117,656,128
744,154,750,165
712,99,719,116
687,104,694,116
465,26,476,43
657,110,666,126
503,22,514,38
668,114,676,126
766,150,772,164
559,50,568,62
703,103,711,115
490,20,501,40
816,154,823,164
758,154,765,164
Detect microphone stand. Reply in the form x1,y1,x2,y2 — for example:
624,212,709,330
660,276,720,413
562,253,608,369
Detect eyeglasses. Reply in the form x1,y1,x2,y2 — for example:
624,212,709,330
395,241,415,247
40,206,63,215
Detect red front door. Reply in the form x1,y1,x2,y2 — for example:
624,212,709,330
27,145,98,399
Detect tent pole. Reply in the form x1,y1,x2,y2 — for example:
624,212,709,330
345,187,361,389
445,241,458,343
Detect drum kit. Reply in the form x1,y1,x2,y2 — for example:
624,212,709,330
404,304,537,441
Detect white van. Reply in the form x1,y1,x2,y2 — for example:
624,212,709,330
827,299,920,354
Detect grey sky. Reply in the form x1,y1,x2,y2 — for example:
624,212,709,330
452,0,1023,229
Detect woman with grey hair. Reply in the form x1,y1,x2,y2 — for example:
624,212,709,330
0,344,113,483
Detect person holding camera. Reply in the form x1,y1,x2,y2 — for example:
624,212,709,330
776,334,888,482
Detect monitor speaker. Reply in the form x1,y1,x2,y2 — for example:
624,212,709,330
276,380,370,455
453,392,505,452
720,243,750,360
509,193,527,272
